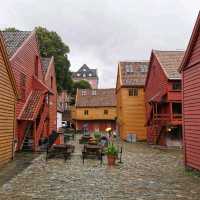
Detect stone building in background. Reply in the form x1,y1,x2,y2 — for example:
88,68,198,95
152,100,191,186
72,64,99,89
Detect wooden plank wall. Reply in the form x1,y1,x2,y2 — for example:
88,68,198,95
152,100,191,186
0,44,15,166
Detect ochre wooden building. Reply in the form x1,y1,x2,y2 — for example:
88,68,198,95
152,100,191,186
179,12,200,170
73,89,116,132
145,50,184,146
116,61,148,141
0,33,18,166
2,30,58,151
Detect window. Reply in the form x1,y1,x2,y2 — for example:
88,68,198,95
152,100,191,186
84,110,89,115
129,88,138,96
125,64,133,73
83,73,86,77
81,90,87,96
35,56,39,77
20,73,26,100
172,103,182,114
140,65,147,73
89,73,92,77
172,82,181,90
77,73,80,77
104,110,108,115
92,90,96,95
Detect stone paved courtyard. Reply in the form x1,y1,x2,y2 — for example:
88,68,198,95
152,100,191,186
0,138,200,200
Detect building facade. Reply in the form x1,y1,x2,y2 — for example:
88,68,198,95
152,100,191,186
2,30,58,151
0,33,18,166
72,64,99,89
145,50,184,146
116,61,148,141
179,12,200,170
73,89,116,132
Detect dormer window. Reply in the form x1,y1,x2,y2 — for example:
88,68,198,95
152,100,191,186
35,55,39,77
140,65,147,73
81,90,86,96
92,90,96,96
83,68,86,72
125,64,133,73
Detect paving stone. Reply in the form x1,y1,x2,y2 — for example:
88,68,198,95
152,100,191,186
0,138,200,199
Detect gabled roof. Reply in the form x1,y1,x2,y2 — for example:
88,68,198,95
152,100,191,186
72,64,98,78
0,33,19,98
179,11,200,72
118,61,149,87
18,90,44,120
41,57,52,74
153,50,184,79
76,88,116,108
1,31,31,58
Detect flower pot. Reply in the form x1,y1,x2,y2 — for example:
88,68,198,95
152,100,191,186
107,155,117,166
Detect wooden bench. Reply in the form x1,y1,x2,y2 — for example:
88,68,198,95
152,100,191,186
46,130,75,161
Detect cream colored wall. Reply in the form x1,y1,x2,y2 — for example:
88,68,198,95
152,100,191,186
74,107,116,120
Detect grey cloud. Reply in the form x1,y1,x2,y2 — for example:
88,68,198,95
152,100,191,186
0,0,200,87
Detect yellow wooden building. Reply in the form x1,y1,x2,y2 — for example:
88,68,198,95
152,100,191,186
0,33,18,166
73,89,117,132
116,61,148,141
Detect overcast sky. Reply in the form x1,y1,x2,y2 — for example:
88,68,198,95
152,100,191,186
0,0,200,88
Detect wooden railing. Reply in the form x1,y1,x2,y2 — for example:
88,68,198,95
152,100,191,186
153,113,182,122
35,103,49,148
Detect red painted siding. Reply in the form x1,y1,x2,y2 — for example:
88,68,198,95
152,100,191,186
44,58,57,135
183,63,200,170
145,52,182,145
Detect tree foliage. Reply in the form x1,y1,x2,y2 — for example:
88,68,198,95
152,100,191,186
72,80,92,95
4,27,19,32
35,27,73,92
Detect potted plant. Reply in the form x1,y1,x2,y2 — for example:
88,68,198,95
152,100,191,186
94,132,101,143
105,143,118,166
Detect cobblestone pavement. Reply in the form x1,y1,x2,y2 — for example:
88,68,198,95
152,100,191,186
0,138,200,200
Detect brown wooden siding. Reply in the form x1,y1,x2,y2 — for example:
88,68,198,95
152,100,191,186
0,45,16,167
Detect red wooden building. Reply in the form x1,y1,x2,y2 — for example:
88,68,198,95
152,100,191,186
179,12,200,170
145,50,184,146
2,30,58,151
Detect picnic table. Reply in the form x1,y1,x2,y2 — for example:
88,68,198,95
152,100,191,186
46,130,75,161
82,144,103,164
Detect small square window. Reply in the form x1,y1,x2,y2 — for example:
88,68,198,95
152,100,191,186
81,90,87,96
84,110,89,115
104,110,108,115
129,88,138,96
172,82,181,90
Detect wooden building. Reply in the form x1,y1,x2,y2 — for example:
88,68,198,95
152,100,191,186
72,64,99,89
0,33,18,166
73,89,116,132
116,61,148,141
145,50,184,146
2,30,58,151
179,12,200,170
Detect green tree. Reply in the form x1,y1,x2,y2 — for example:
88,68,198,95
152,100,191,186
3,27,19,31
35,27,72,92
72,80,92,95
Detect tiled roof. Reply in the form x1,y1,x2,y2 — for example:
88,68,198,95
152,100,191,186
76,89,116,107
72,64,98,78
1,31,31,58
41,57,51,74
19,90,44,120
119,61,149,87
154,50,185,79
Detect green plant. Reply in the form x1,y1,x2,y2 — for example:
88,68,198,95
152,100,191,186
94,132,101,139
105,143,118,156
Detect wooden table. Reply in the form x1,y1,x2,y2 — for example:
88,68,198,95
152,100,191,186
82,144,103,164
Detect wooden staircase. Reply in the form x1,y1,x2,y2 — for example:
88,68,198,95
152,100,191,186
21,123,33,151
